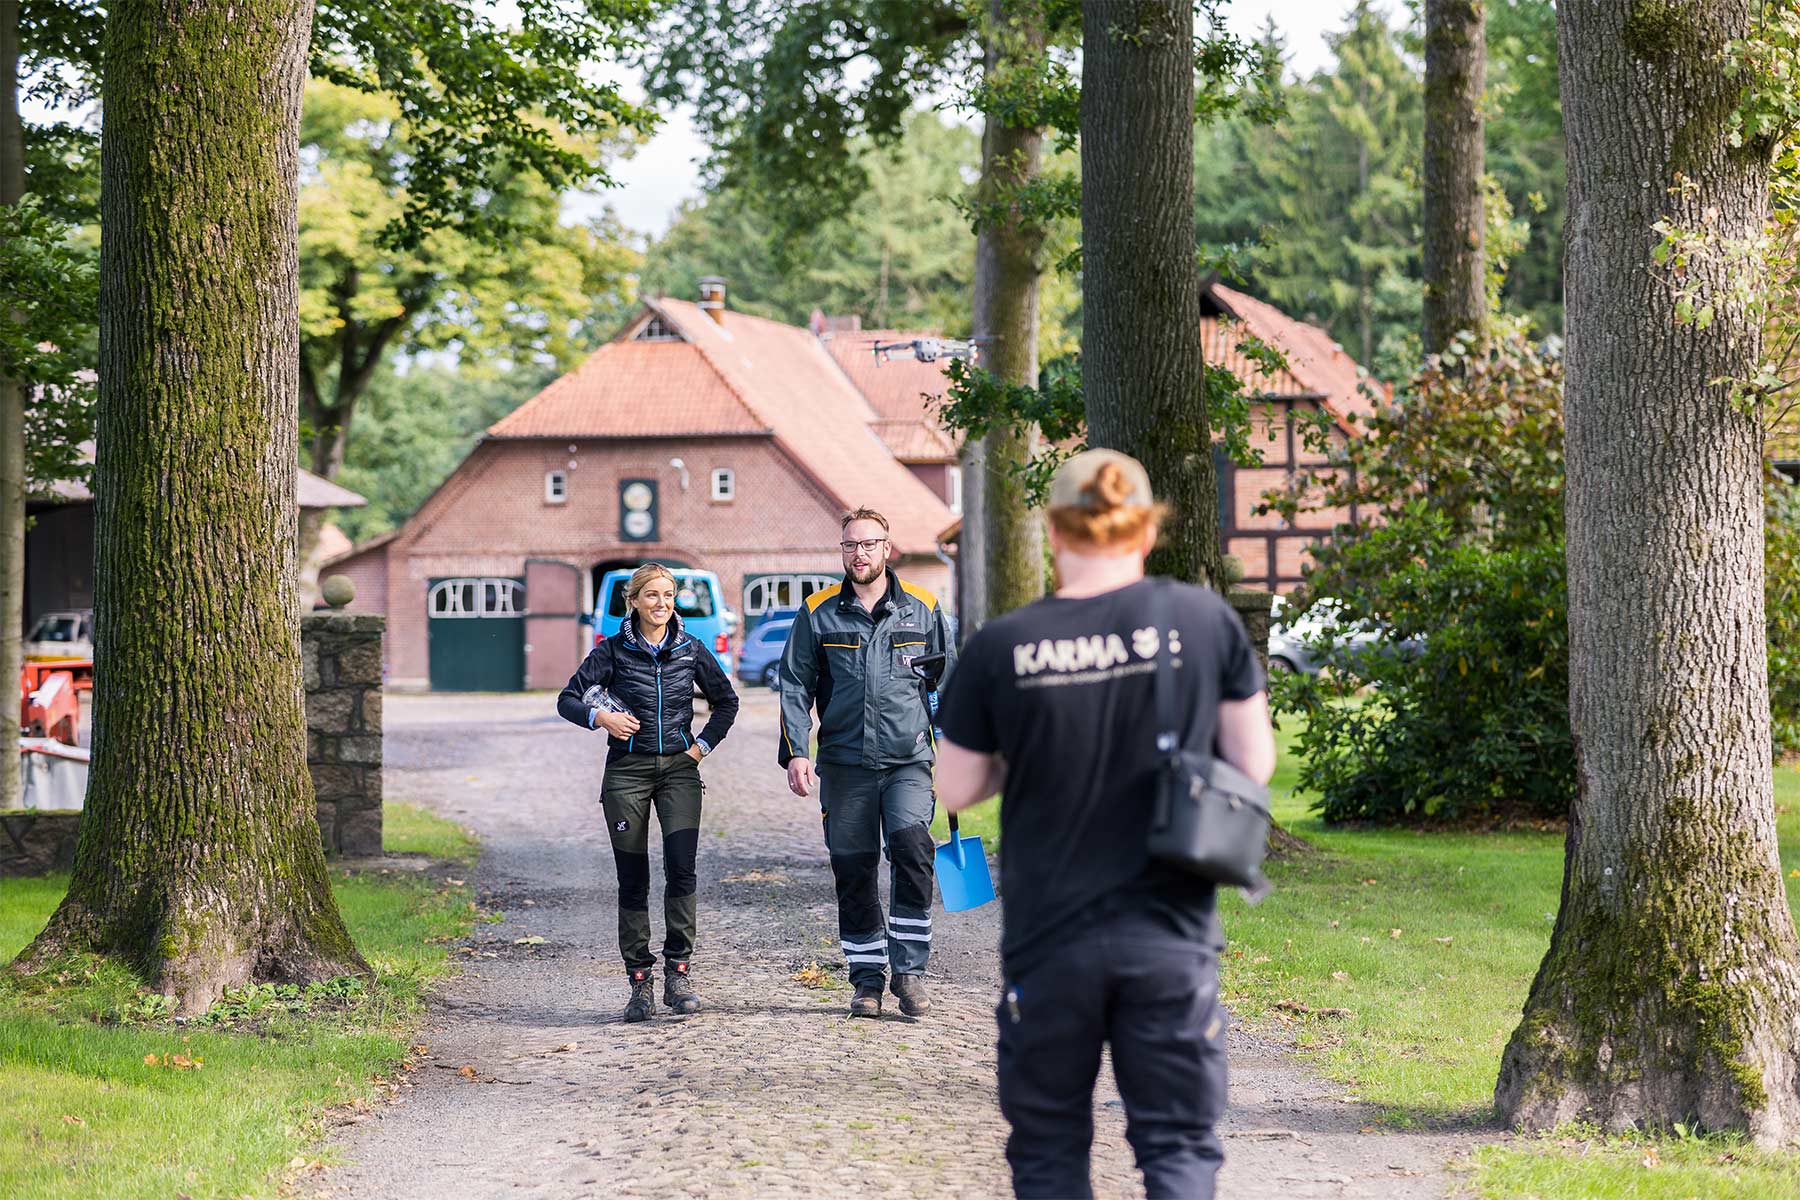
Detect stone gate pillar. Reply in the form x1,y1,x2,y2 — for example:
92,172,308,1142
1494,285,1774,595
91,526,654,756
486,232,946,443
302,608,385,856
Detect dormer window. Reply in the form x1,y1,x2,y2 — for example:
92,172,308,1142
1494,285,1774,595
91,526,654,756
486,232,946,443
635,315,681,341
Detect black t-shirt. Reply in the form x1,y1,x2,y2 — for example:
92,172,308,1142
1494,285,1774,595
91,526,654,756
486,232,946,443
937,577,1265,974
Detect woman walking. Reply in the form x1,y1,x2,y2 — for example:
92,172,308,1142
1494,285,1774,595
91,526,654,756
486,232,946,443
559,563,740,1021
933,450,1276,1198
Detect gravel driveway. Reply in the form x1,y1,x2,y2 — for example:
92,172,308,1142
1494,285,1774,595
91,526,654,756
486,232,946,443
313,691,1484,1199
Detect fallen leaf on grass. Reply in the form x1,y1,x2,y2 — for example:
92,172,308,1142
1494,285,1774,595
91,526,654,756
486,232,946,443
447,878,465,886
513,935,547,946
1434,936,1453,946
1388,929,1403,939
1641,1146,1661,1169
61,1115,85,1126
1331,971,1349,982
142,1052,203,1070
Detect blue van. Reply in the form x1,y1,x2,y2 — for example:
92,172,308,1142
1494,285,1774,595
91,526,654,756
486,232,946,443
593,567,736,673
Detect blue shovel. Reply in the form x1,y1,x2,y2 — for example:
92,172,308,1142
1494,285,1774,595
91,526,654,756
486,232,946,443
909,653,996,912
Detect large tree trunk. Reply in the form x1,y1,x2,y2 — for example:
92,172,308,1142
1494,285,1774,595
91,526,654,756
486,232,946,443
1496,0,1800,1144
1421,0,1487,355
16,0,367,1012
1079,0,1222,588
1,0,25,814
969,0,1046,622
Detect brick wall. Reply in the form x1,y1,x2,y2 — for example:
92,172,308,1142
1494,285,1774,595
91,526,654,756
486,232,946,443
356,436,954,687
1223,399,1361,593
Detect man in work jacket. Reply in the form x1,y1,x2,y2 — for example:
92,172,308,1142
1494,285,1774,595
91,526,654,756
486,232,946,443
779,506,957,1019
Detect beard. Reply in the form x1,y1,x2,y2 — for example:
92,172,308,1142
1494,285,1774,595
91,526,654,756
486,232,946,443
848,560,885,586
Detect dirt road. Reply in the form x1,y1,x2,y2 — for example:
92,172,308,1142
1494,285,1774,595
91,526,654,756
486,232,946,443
316,692,1481,1199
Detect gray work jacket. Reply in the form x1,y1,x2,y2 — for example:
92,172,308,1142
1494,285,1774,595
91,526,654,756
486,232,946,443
777,569,956,770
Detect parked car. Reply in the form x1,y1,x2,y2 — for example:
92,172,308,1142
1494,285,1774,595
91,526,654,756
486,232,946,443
24,610,93,663
737,609,798,689
593,568,735,674
1267,596,1418,676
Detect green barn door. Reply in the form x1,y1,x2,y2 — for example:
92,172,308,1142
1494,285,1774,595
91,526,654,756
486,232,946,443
427,577,525,692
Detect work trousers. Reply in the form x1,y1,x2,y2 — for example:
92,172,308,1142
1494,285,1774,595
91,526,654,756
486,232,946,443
602,752,703,973
817,762,936,987
996,908,1228,1199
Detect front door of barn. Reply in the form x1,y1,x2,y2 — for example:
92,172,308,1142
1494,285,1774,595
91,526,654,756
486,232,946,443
523,559,584,690
427,577,525,691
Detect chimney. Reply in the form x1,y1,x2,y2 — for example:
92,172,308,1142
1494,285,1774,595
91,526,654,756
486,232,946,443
698,276,727,325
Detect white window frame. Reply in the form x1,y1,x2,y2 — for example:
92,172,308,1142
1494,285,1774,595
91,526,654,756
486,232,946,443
545,470,567,504
429,578,524,619
711,467,735,502
744,573,839,617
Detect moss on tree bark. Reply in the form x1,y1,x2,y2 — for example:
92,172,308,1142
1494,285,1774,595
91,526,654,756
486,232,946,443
12,0,368,1013
1078,0,1223,587
1495,0,1800,1145
969,0,1048,622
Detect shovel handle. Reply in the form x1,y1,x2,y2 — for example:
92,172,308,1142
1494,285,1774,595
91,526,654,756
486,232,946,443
947,811,965,869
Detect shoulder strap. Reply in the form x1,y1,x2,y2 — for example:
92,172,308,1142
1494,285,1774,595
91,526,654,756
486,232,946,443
1151,580,1180,753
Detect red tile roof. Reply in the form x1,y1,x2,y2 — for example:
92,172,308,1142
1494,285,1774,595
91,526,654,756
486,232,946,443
1209,283,1380,430
487,336,769,439
822,329,959,463
649,299,956,554
869,418,957,462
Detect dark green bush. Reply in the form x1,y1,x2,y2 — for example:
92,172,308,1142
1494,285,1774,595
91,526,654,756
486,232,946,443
1274,504,1574,823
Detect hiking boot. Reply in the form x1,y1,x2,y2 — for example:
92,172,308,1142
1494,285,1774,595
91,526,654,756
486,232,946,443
663,961,701,1015
890,973,931,1017
849,982,884,1018
623,969,656,1023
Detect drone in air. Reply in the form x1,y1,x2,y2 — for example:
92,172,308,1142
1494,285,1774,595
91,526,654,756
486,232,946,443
868,336,987,365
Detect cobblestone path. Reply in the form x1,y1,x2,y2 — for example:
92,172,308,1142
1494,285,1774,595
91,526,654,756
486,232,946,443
315,692,1482,1199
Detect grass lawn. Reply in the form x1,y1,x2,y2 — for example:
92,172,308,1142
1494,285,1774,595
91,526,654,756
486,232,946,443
0,802,479,1200
1217,725,1800,1198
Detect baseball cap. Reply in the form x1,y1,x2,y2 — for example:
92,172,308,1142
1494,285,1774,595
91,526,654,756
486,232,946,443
1047,448,1155,510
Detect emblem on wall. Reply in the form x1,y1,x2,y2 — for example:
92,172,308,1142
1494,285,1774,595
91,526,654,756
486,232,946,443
620,478,658,542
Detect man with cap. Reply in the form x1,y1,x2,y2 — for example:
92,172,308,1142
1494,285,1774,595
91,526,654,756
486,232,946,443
778,506,957,1019
932,450,1276,1198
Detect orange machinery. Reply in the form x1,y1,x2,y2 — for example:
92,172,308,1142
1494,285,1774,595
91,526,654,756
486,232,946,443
19,666,80,746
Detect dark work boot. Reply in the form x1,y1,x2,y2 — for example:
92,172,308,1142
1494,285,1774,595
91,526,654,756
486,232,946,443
890,973,931,1017
623,969,656,1023
849,982,884,1019
663,961,701,1015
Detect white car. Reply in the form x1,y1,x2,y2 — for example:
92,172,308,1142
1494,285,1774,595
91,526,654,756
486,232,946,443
24,610,93,663
1267,596,1402,675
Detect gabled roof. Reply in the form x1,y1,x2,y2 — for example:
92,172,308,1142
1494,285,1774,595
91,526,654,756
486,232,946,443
647,299,956,554
488,322,770,439
1206,282,1380,430
821,329,958,463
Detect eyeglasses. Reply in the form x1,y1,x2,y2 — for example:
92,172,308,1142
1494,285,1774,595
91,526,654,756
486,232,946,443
839,538,888,554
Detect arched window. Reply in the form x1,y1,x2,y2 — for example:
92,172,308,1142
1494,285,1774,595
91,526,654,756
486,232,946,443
429,578,524,618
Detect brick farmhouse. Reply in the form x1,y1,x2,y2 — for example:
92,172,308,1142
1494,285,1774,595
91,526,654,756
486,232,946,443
324,278,1377,691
